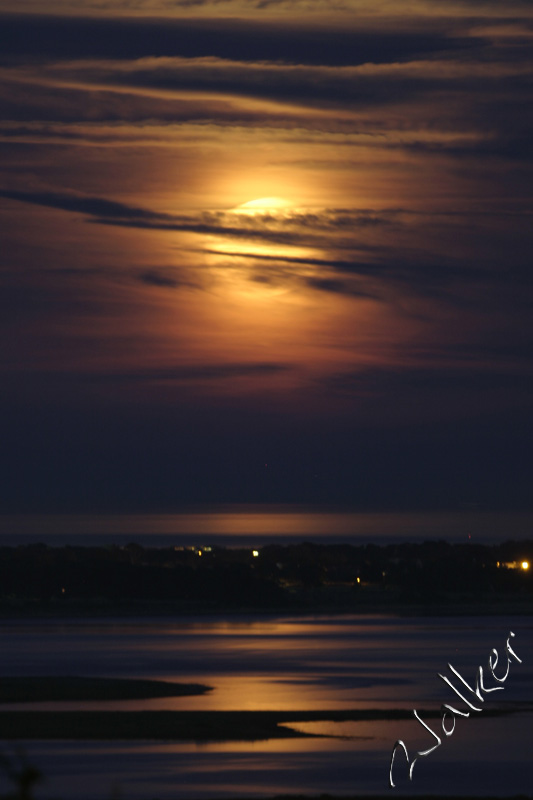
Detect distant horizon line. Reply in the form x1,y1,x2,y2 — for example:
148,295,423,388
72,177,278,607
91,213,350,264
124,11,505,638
0,507,532,546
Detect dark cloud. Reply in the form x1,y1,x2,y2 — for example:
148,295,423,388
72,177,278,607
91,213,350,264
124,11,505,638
0,190,389,239
0,79,274,126
61,61,428,110
0,188,171,221
247,267,378,298
0,189,390,250
303,276,377,298
0,13,475,67
137,270,195,289
214,247,498,304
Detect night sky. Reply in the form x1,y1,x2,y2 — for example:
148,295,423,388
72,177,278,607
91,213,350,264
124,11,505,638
1,0,532,513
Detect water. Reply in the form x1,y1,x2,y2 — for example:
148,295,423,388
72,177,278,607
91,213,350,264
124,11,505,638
1,507,532,547
0,614,531,799
0,507,531,798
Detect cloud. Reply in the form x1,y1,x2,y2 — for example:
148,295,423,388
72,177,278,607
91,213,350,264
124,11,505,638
3,45,531,163
10,56,485,113
210,242,496,302
1,14,531,156
0,187,505,307
0,76,283,126
0,13,474,67
0,188,391,249
138,270,195,289
303,276,378,298
0,188,172,221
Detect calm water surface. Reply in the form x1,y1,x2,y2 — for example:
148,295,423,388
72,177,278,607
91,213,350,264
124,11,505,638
0,614,531,799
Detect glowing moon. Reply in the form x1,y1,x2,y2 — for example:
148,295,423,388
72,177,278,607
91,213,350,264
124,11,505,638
236,197,293,214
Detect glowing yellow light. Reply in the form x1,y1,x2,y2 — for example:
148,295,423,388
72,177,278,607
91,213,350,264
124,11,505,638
356,577,361,584
521,561,529,570
237,197,293,214
252,550,259,557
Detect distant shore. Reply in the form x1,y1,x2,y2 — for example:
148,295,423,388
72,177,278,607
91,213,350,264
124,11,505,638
1,540,532,618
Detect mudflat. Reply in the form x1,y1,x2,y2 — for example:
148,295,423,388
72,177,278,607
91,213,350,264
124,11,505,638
0,707,511,742
0,676,212,703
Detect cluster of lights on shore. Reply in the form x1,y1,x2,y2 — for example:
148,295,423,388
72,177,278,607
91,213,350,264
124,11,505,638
192,547,260,557
190,549,530,571
173,545,531,578
188,548,530,572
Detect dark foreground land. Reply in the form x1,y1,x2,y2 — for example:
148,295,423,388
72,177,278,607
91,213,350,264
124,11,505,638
1,540,533,616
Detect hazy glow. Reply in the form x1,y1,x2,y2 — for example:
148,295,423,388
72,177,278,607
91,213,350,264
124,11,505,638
237,197,294,213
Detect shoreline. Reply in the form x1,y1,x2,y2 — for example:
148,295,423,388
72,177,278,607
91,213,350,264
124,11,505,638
0,707,511,742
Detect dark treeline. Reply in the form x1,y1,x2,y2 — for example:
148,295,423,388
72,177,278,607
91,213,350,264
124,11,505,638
0,540,532,614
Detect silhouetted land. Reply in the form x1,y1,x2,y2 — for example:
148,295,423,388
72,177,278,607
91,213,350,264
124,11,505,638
0,707,513,741
0,677,211,703
1,540,532,616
